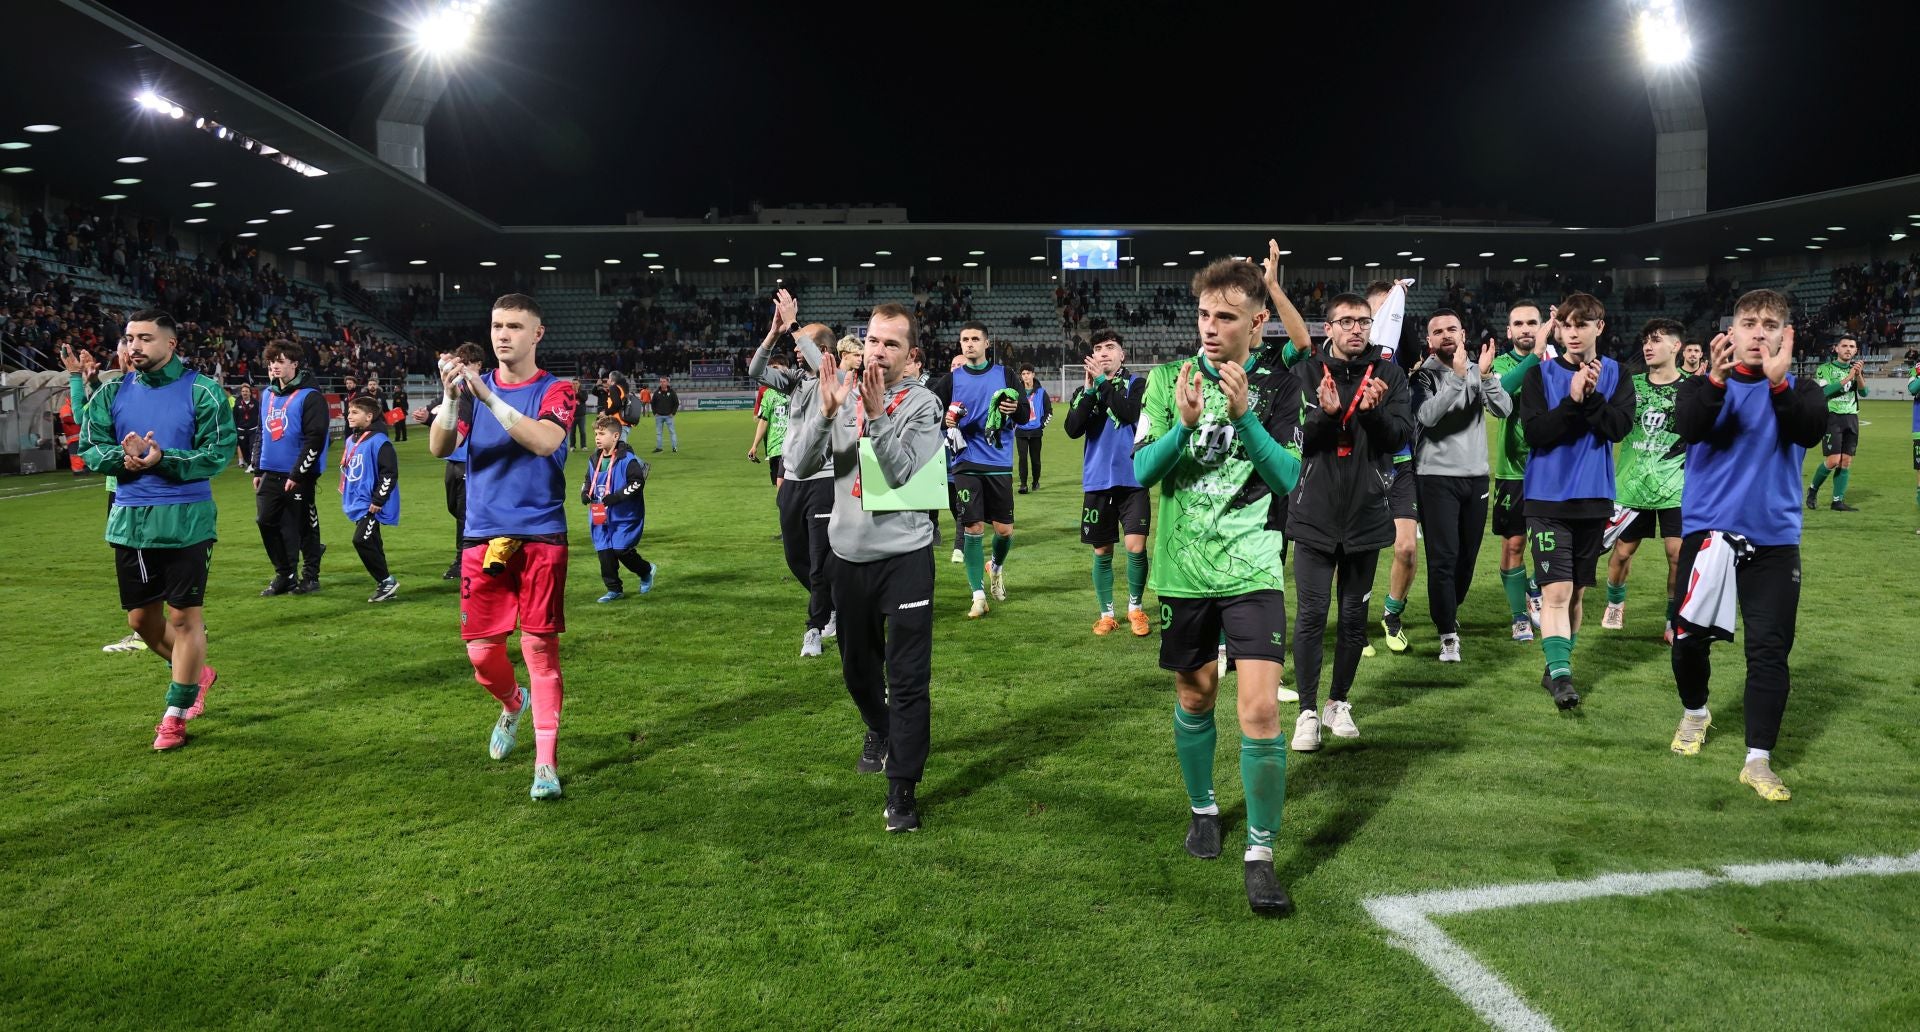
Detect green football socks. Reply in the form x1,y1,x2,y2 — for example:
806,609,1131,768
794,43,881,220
1240,735,1287,859
1174,707,1217,812
1092,552,1115,615
1542,636,1573,680
962,532,986,592
1126,549,1148,610
1501,567,1530,621
992,531,1012,567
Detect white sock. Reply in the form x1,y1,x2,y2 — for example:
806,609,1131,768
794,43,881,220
164,706,186,719
1684,706,1709,718
1191,804,1220,816
1100,606,1115,617
1129,601,1143,612
972,589,986,601
1747,747,1770,762
1244,845,1273,862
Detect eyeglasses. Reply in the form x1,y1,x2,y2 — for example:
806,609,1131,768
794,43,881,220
1331,317,1375,330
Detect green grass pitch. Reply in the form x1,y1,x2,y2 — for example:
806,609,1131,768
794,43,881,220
3,400,1915,1029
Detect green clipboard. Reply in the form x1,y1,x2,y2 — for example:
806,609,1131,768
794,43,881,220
858,440,947,511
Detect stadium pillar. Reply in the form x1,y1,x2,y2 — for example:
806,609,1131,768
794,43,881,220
985,266,992,294
832,266,839,293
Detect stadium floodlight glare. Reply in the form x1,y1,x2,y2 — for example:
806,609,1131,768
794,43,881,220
334,259,350,264
806,257,823,263
1825,226,1845,232
543,253,561,259
0,166,30,174
113,178,141,185
478,260,496,266
1410,257,1426,263
1478,251,1495,257
23,124,59,133
858,262,875,268
875,250,892,256
1029,255,1043,261
1722,255,1738,259
287,246,304,251
409,259,428,265
191,181,216,188
116,156,147,164
1645,256,1662,261
1891,233,1909,242
712,258,730,264
1396,251,1412,257
766,263,783,269
346,249,364,255
246,219,268,225
1513,258,1528,263
926,256,942,262
1327,256,1343,262
1636,0,1692,67
192,202,215,208
1805,245,1822,250
1364,262,1381,268
968,250,985,256
647,264,665,270
779,251,798,257
1188,250,1204,256
642,252,659,259
271,209,292,215
540,265,557,271
304,236,322,242
0,142,29,151
1811,236,1829,242
1735,247,1751,252
354,236,371,241
963,262,978,268
412,0,487,57
1445,262,1461,268
1756,236,1774,242
183,217,206,224
101,194,127,201
602,259,620,265
1559,252,1576,257
237,232,257,238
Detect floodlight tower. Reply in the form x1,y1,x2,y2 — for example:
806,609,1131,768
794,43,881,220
1635,0,1706,221
361,0,488,182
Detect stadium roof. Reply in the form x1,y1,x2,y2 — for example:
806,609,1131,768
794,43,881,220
8,0,1920,280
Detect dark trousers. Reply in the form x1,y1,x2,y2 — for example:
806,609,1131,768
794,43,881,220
444,462,467,566
1671,536,1799,750
831,546,934,783
778,477,836,630
353,515,390,582
1291,541,1382,711
239,427,259,468
597,547,653,593
392,415,407,442
1417,474,1488,634
1016,433,1043,488
256,476,323,579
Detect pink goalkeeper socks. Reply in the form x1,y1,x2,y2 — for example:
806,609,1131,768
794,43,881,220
466,639,522,710
522,633,564,767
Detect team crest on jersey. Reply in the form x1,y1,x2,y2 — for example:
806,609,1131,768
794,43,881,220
1188,414,1238,468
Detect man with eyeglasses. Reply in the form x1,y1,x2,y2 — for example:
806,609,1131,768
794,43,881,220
1411,309,1511,663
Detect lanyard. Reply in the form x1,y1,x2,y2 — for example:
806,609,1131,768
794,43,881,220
853,385,913,438
265,388,294,425
1339,364,1376,431
591,451,617,500
338,431,372,492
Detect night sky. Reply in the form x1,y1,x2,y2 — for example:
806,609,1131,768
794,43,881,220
100,0,1920,228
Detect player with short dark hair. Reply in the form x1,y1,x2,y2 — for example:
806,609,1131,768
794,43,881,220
1015,363,1050,493
1601,319,1688,638
1516,292,1636,709
255,338,330,595
1807,337,1867,511
430,294,579,800
339,396,401,603
77,309,235,750
932,321,1030,617
1064,329,1152,636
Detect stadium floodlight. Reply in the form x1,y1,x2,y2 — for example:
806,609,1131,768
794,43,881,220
412,0,487,57
1891,233,1909,242
1634,0,1691,67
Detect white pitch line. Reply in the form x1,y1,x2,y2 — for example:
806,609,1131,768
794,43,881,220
1365,848,1920,1032
0,482,100,500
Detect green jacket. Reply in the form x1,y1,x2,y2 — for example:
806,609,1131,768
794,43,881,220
79,356,236,548
1814,359,1867,414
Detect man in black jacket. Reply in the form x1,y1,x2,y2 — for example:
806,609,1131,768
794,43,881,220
254,340,331,595
1284,293,1414,751
652,375,680,452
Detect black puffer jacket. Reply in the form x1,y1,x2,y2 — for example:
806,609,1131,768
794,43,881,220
1286,344,1414,552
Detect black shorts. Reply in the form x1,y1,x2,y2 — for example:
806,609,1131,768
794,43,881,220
1527,515,1604,588
1389,464,1418,521
1491,479,1526,538
952,471,1015,526
1912,437,1920,471
1080,487,1151,546
1822,413,1859,457
116,541,214,611
1159,590,1288,671
1619,506,1682,542
768,454,784,485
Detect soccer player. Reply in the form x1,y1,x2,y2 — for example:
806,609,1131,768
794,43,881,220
583,414,655,601
1517,292,1635,709
1679,341,1706,378
652,375,679,453
1602,318,1688,637
1806,336,1867,511
65,342,146,654
430,294,578,800
748,357,790,489
1667,293,1825,801
1063,329,1151,636
1910,358,1920,531
253,340,329,596
1286,293,1411,750
1490,302,1547,642
1412,309,1511,662
1015,364,1050,493
1136,257,1302,916
749,290,837,656
783,302,944,833
338,396,401,603
932,322,1030,617
77,310,234,750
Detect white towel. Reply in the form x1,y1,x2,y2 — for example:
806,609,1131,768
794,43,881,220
1674,531,1754,642
1369,279,1411,360
1601,503,1640,549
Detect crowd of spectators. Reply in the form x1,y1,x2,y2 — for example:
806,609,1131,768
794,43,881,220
0,201,431,387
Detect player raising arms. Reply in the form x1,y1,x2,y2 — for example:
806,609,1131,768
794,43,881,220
430,294,578,800
1137,256,1303,916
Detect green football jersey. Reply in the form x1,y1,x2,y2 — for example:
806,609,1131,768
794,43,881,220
1490,350,1531,480
758,388,789,458
1138,352,1295,598
1614,372,1685,510
1815,360,1865,414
